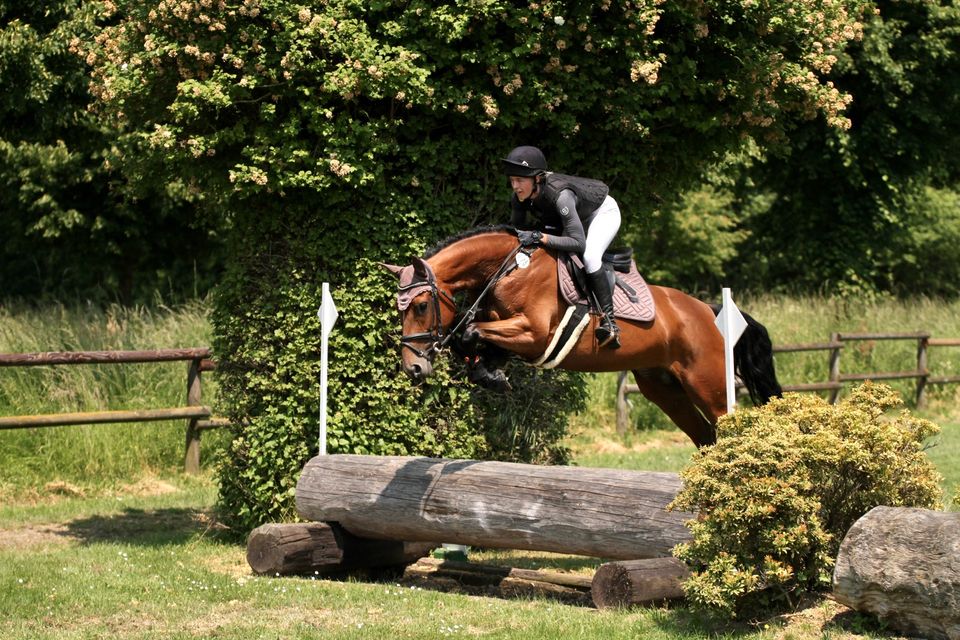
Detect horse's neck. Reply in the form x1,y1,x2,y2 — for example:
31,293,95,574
431,234,516,293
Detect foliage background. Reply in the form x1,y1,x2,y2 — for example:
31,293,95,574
0,2,225,303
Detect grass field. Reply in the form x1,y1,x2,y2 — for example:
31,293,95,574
0,459,909,640
1,296,958,638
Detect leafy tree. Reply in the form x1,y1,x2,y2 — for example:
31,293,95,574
0,1,224,303
731,0,960,296
87,0,868,529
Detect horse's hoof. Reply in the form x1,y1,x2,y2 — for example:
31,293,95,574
489,370,512,392
468,365,511,392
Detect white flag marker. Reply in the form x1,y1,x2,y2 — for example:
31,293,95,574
714,287,748,414
317,282,339,455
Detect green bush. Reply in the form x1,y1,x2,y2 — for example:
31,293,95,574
670,382,943,619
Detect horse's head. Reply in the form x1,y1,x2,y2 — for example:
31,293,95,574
381,257,458,383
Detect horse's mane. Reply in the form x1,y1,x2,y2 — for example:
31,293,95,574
423,224,517,258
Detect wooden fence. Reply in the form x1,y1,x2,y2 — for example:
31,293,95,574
0,348,226,474
616,332,960,434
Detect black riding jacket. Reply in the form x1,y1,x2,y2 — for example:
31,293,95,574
510,172,609,254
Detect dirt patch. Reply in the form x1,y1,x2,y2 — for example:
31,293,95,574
44,480,86,497
764,596,914,640
182,603,339,635
0,523,75,550
118,477,180,497
591,431,691,455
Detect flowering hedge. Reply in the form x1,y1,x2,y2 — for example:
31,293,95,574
86,0,869,530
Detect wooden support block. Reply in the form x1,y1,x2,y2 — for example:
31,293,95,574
591,557,689,609
246,522,436,576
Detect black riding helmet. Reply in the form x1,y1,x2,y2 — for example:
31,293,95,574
501,145,547,177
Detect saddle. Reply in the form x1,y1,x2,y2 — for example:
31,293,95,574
558,249,655,322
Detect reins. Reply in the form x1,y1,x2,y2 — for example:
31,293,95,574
399,244,531,360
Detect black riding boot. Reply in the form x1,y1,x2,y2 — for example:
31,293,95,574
586,269,621,349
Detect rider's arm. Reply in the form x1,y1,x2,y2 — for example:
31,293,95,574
541,189,586,253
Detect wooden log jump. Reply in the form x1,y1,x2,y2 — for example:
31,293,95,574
296,454,693,560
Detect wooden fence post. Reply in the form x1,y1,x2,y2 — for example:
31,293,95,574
916,336,929,408
829,332,842,404
184,358,202,474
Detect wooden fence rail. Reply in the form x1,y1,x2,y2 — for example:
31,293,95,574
617,332,960,435
0,348,224,474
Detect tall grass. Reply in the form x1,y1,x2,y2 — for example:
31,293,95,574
746,294,960,412
0,298,217,493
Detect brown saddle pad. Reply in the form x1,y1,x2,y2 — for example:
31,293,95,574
558,256,655,322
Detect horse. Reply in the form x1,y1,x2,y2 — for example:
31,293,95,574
382,226,781,447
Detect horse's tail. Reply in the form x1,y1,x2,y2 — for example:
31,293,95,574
710,304,783,406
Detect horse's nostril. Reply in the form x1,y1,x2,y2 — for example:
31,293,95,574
409,363,422,379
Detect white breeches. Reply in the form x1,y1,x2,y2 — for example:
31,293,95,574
583,196,621,274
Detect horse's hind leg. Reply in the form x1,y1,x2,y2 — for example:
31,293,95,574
631,369,716,447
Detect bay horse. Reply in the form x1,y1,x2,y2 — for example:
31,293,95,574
383,226,781,447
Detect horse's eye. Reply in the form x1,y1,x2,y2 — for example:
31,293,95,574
415,301,429,315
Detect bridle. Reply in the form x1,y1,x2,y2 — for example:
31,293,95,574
397,267,457,360
398,245,529,361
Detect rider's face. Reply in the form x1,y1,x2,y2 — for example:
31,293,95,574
509,176,537,202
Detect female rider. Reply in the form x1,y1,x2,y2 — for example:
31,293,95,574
502,145,621,348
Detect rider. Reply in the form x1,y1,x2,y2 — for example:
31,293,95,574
502,145,622,348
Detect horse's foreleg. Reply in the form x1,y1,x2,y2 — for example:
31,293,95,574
468,315,538,350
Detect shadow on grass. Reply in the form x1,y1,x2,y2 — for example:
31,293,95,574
647,595,907,640
62,507,234,547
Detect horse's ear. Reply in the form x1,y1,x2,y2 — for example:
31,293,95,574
412,257,430,278
379,262,405,278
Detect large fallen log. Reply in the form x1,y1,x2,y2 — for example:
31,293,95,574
246,522,435,576
832,506,960,640
591,557,690,609
402,557,593,605
296,454,693,560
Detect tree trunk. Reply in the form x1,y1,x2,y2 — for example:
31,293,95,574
246,522,435,576
296,454,692,560
591,557,689,609
832,506,960,640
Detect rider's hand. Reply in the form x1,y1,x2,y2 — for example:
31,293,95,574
517,230,543,247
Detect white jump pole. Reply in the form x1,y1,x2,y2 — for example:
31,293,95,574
714,287,747,414
317,283,338,455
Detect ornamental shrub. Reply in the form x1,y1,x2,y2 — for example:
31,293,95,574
670,382,943,619
86,0,869,532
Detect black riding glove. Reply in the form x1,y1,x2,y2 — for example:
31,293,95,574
517,230,543,247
